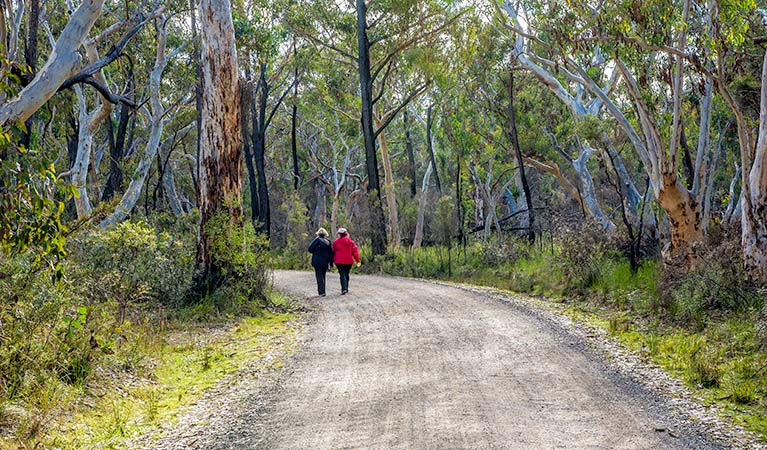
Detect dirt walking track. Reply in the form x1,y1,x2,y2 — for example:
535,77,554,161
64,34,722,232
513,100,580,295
147,270,725,450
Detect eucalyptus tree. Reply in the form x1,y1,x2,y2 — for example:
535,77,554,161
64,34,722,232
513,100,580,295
497,0,730,267
235,5,299,239
196,0,243,282
695,1,767,280
286,0,459,254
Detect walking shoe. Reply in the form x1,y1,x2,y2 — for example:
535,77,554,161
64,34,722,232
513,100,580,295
320,293,326,297
341,290,348,295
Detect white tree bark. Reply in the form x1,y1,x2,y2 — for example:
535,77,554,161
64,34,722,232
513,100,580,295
412,161,433,249
163,152,184,216
741,47,767,279
0,0,105,126
100,18,187,227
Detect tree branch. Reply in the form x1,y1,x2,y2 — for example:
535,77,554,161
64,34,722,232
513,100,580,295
58,11,158,92
373,82,430,139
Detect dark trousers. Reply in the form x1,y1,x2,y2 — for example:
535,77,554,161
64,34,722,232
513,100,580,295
337,264,352,292
313,265,328,295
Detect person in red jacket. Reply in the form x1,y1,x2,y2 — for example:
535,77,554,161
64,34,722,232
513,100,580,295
331,227,361,295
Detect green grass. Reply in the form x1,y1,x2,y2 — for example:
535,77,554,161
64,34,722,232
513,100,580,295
0,293,298,450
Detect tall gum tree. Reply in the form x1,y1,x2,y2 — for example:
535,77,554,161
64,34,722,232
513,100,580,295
287,0,457,254
498,0,720,267
196,0,243,279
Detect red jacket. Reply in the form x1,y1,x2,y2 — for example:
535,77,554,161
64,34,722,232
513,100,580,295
332,235,360,265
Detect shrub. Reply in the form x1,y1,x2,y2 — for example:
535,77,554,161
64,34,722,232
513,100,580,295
202,214,270,313
68,221,194,313
660,228,764,327
557,224,615,293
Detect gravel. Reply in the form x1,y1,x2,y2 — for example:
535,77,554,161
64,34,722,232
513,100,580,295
135,270,764,449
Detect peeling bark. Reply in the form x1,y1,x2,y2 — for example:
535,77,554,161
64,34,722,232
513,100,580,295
196,0,243,276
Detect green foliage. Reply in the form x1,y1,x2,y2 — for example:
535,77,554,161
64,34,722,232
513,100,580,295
0,60,71,275
661,234,764,327
203,214,270,310
0,215,284,447
69,221,194,309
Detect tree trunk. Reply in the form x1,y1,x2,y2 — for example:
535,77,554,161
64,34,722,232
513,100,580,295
426,104,442,193
356,0,387,255
741,48,767,281
291,43,300,190
404,109,417,198
20,0,40,148
413,162,433,249
375,114,400,247
241,86,259,227
508,70,534,242
162,145,184,215
71,88,94,218
250,64,271,238
196,0,243,279
331,192,340,236
573,147,617,233
656,176,704,266
253,120,270,237
102,99,130,201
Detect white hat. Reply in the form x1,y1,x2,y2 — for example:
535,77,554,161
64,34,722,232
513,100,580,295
337,227,348,234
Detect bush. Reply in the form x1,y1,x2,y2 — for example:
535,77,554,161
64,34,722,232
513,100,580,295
557,224,615,294
660,229,764,326
69,221,194,313
202,214,270,313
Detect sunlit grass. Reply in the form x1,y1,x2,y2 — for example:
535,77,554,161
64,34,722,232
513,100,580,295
2,295,297,450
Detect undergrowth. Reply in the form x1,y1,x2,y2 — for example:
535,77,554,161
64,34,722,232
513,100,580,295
0,216,287,449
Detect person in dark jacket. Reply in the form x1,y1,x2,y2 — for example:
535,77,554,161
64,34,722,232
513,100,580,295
332,227,361,295
308,228,333,296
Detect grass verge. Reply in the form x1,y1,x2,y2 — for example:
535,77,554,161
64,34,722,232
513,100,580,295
0,291,299,450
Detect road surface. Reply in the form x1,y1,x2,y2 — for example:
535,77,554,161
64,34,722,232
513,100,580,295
146,270,722,449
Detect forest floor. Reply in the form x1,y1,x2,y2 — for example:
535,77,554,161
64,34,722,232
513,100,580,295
136,270,765,449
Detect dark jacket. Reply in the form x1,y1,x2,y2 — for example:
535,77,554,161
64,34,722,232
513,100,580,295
308,237,333,268
332,235,360,265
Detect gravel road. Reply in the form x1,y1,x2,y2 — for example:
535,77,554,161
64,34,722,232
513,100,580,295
144,270,727,450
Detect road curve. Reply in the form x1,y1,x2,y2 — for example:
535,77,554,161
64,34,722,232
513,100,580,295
147,270,723,450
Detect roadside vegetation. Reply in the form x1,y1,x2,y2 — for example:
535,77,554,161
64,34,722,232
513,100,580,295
0,217,297,449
